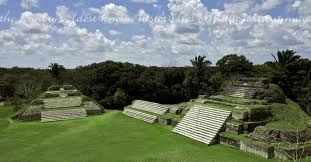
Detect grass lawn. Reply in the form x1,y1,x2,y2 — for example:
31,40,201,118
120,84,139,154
0,106,280,162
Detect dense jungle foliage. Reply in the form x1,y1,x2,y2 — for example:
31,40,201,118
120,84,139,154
0,50,310,113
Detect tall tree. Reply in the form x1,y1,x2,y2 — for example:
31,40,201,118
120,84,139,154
190,56,211,95
271,50,301,70
216,54,253,79
268,50,301,101
48,63,65,79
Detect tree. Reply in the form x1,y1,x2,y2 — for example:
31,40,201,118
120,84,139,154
216,54,253,79
113,88,129,108
16,80,40,99
268,50,301,100
0,81,15,100
271,50,301,70
190,56,211,95
48,63,65,79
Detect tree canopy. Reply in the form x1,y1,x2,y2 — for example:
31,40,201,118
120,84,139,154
216,54,253,78
49,63,65,79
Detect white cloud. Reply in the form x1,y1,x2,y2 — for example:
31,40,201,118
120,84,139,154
0,7,116,68
109,30,122,36
89,3,133,24
224,0,256,14
295,0,311,15
1,0,311,68
0,0,7,6
0,11,54,67
261,0,282,10
131,0,157,4
137,9,150,23
21,0,39,10
292,1,302,8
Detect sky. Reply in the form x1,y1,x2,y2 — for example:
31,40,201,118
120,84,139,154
0,0,310,68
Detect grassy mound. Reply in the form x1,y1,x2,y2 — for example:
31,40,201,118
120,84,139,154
262,84,286,103
266,99,311,130
0,106,274,162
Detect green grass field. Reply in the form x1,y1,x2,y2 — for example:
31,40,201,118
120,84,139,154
0,105,280,162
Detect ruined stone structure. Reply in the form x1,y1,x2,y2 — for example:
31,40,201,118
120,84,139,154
173,105,231,145
20,85,104,122
223,78,269,99
122,100,170,123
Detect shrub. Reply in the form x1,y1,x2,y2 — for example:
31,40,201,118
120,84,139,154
262,84,286,103
31,99,44,105
113,89,129,107
82,96,92,102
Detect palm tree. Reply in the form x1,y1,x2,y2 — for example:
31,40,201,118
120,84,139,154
271,50,301,70
269,50,301,98
269,50,301,76
48,63,65,79
190,56,212,77
190,55,212,95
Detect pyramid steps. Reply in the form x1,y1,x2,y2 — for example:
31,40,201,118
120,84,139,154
173,105,231,145
131,100,169,115
41,108,87,122
224,86,261,98
43,97,82,109
123,108,157,123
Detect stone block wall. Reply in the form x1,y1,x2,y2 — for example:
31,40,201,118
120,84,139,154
220,136,240,149
18,106,41,121
240,141,274,159
158,117,171,126
274,145,311,160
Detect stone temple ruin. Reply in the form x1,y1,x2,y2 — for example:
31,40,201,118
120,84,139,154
123,100,170,123
123,78,311,160
19,85,104,122
223,78,268,99
173,105,231,145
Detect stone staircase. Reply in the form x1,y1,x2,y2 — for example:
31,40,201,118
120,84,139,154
224,86,259,98
173,105,231,145
123,108,157,123
43,97,82,109
131,100,169,115
41,108,87,122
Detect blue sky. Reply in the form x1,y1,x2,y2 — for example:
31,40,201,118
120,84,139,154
0,0,310,68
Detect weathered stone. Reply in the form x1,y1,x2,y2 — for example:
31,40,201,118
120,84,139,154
169,106,182,115
247,107,272,121
84,102,103,115
250,127,311,144
243,121,267,133
274,145,311,160
63,85,77,90
158,117,171,126
198,95,209,99
18,106,42,121
171,120,179,128
226,122,244,134
220,135,240,149
279,129,311,143
250,126,281,142
43,97,82,109
181,106,191,116
48,85,61,91
232,110,248,121
240,141,274,159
